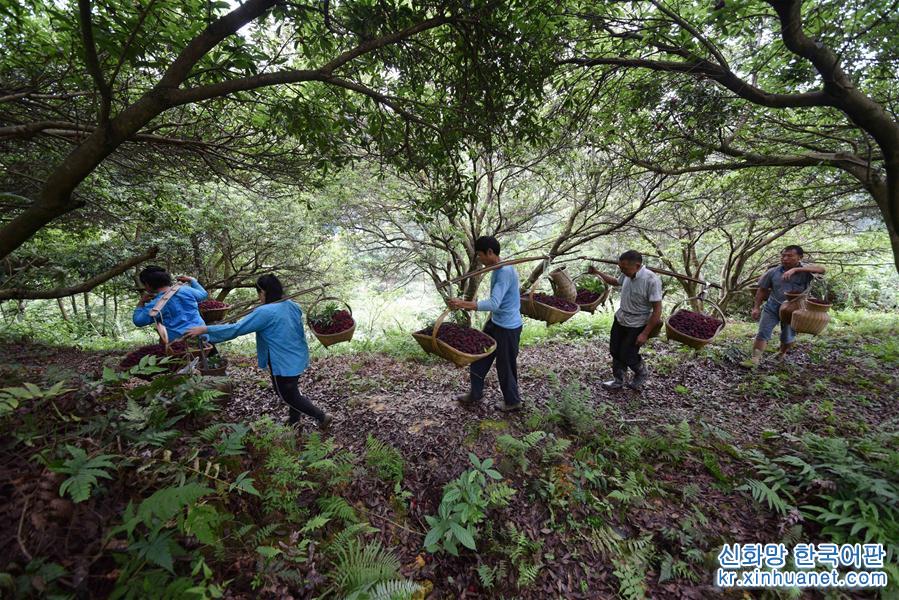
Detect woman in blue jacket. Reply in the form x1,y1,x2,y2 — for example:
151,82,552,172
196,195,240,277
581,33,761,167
185,275,332,429
132,266,208,341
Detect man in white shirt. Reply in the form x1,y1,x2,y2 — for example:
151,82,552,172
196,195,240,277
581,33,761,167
588,250,663,391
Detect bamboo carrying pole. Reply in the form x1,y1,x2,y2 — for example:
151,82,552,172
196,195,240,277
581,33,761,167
168,283,333,346
219,283,331,323
437,256,550,289
576,256,722,289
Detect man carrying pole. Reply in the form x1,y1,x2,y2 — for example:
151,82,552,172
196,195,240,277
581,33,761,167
588,250,663,391
742,245,825,367
447,236,523,412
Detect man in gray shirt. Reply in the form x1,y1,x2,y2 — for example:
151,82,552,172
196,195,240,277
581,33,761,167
589,250,663,391
743,245,825,367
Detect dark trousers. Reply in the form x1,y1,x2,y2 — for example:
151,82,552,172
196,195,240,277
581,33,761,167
610,318,644,371
270,374,325,424
470,320,522,406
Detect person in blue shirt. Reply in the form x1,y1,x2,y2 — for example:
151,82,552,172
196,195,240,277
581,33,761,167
132,266,208,342
448,236,523,412
185,274,332,429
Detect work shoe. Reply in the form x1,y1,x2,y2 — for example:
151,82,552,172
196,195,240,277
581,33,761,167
495,401,522,412
628,363,649,391
601,363,627,390
740,351,763,369
601,378,625,390
455,393,483,405
318,414,333,431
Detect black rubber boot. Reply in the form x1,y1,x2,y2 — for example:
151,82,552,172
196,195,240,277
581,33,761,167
628,361,649,391
601,361,627,390
455,392,484,405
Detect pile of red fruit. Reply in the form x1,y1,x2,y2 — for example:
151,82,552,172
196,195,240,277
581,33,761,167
667,310,723,340
575,289,602,304
309,310,355,335
119,341,189,369
198,300,229,310
416,323,495,354
524,293,579,312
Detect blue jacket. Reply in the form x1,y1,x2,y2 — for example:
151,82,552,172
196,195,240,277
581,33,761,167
133,279,208,341
476,265,523,329
205,301,309,377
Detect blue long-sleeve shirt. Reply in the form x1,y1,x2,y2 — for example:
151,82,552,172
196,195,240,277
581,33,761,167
133,279,208,341
476,265,523,329
204,301,309,377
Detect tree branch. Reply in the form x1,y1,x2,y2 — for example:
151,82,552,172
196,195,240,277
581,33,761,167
77,0,112,123
562,56,830,109
0,246,158,300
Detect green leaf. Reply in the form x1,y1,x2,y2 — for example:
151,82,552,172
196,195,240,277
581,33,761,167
137,483,213,525
256,545,282,558
229,471,260,496
52,446,117,503
449,521,477,550
423,524,445,549
134,530,180,573
185,504,225,545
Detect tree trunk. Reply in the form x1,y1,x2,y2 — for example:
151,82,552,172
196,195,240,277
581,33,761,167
83,292,92,323
56,297,69,321
190,233,204,280
101,290,108,335
456,276,483,328
113,290,119,339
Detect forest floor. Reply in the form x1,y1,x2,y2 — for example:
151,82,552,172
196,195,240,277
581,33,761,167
1,313,897,599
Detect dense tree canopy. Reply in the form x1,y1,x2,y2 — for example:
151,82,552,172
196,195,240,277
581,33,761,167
1,0,898,303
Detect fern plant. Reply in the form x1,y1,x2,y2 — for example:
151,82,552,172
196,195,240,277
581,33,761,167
496,430,546,473
0,380,73,419
365,435,404,484
309,302,341,327
498,522,543,590
740,431,899,575
328,538,420,600
50,445,118,503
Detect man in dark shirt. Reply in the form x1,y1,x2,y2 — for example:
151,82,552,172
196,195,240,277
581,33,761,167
743,245,825,367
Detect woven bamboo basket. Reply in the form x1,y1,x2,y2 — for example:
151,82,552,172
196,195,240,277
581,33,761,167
411,309,497,367
779,291,806,326
307,297,356,347
664,298,726,350
199,356,229,377
519,282,579,326
573,274,610,314
199,305,230,324
548,266,577,303
791,298,831,335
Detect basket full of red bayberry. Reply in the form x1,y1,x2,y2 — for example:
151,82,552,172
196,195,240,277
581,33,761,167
412,309,497,367
573,274,609,314
307,297,356,347
519,283,579,326
664,298,726,350
198,300,231,324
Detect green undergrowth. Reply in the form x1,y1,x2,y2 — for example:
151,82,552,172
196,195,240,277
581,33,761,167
1,313,896,598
